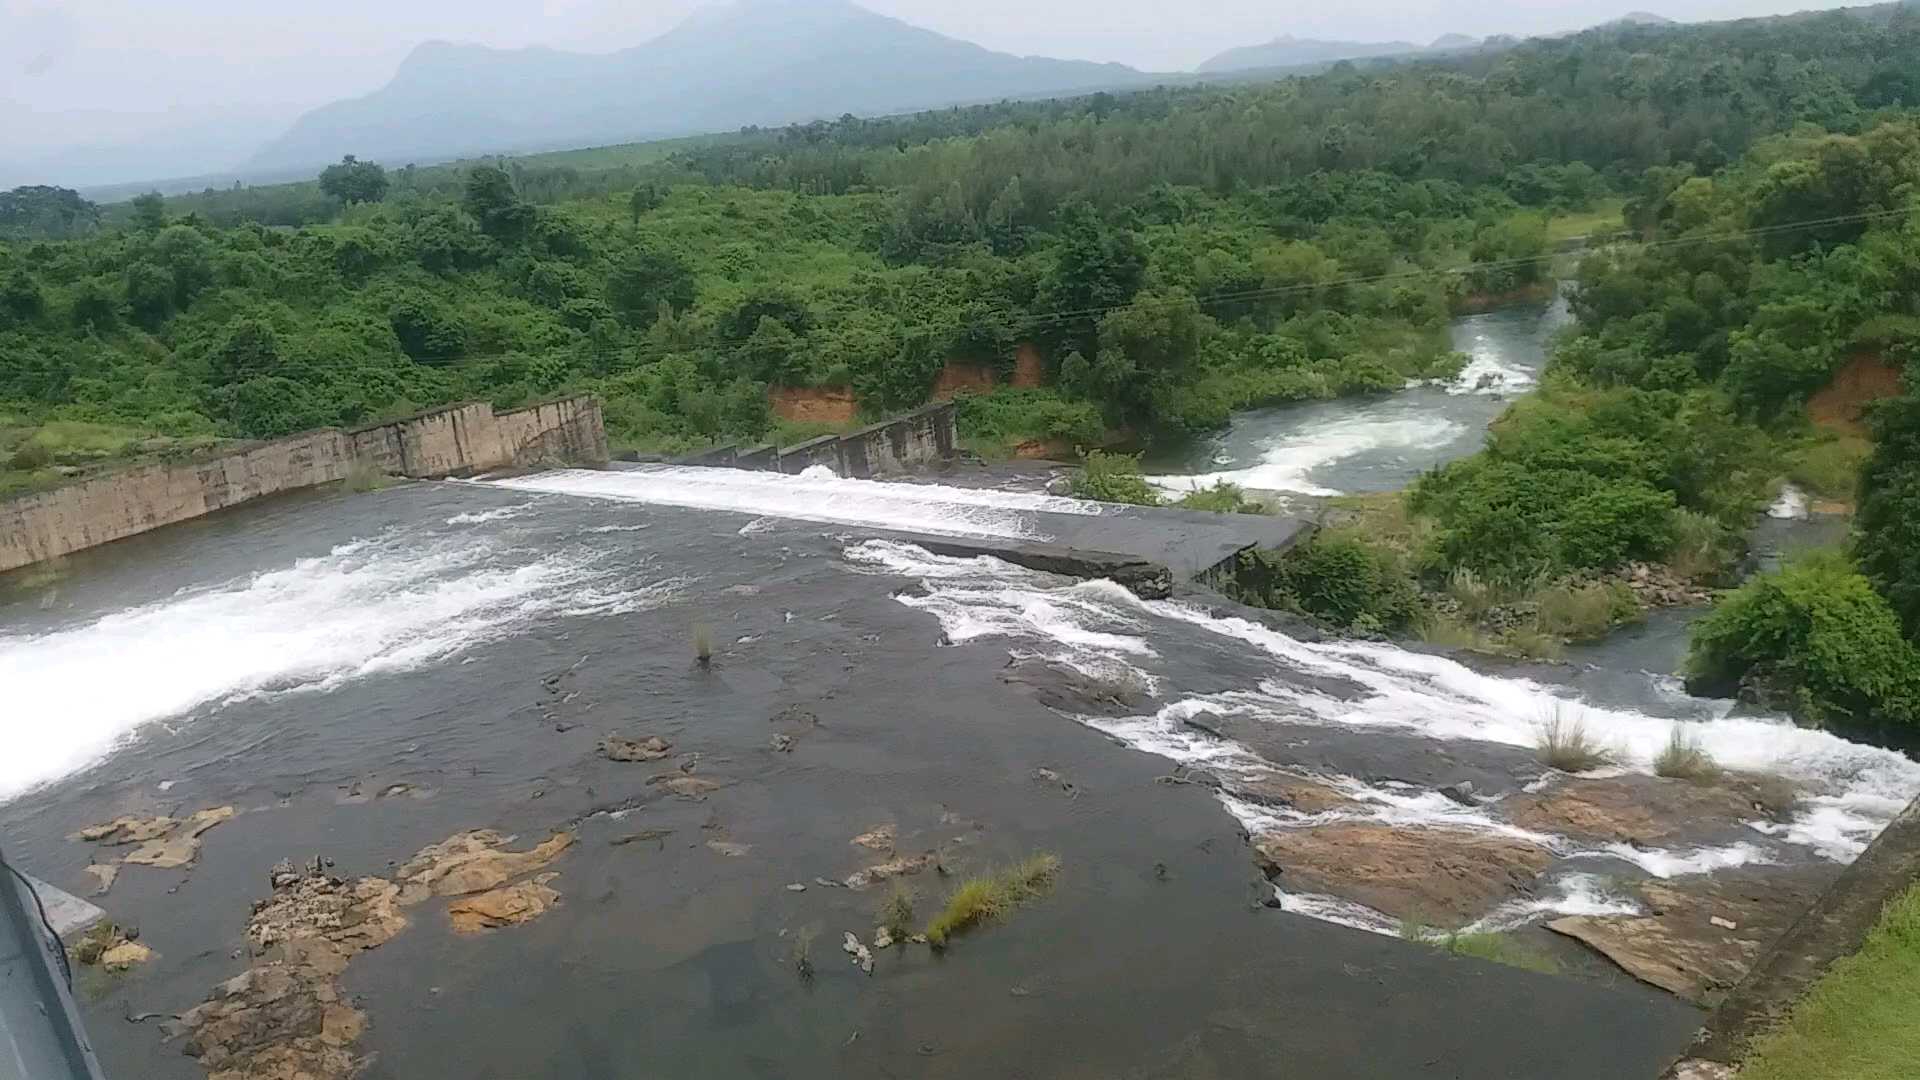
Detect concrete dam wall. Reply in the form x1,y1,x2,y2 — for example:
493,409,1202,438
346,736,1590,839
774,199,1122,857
672,402,956,478
0,397,607,573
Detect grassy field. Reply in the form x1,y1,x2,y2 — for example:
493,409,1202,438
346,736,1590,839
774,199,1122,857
1739,882,1920,1080
1545,198,1627,244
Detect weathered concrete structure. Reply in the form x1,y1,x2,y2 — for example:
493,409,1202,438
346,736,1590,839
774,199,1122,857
675,401,956,478
0,397,606,573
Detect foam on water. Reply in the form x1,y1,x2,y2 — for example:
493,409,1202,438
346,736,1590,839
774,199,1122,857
852,540,1920,926
0,529,677,801
1447,335,1541,397
1768,484,1811,520
492,465,1108,541
1149,414,1465,496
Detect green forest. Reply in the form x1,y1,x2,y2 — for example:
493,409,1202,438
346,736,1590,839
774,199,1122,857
5,3,1920,741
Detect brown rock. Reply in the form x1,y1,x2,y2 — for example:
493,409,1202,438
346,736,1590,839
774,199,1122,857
100,941,155,971
122,806,238,869
446,874,562,934
647,774,724,799
74,814,178,845
850,825,896,853
845,852,938,890
600,735,673,762
1222,771,1352,815
83,863,119,896
1252,824,1552,928
392,830,574,902
1505,775,1772,846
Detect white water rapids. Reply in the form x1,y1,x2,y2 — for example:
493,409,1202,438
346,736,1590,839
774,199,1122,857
0,527,680,801
844,539,1920,933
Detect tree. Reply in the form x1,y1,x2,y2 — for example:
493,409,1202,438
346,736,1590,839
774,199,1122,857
129,192,167,232
463,166,535,241
0,268,44,327
1857,367,1920,637
1035,202,1145,358
0,185,99,239
318,155,391,205
606,247,696,324
629,184,665,223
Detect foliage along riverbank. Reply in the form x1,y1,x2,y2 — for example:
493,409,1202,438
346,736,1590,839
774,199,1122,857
9,6,1920,497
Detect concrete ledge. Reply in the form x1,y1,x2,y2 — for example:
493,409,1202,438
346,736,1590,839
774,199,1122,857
911,537,1175,599
1661,793,1920,1075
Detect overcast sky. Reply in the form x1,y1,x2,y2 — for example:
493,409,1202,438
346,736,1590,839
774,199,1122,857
0,0,1862,183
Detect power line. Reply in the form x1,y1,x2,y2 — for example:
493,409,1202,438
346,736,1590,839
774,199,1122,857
193,200,1920,380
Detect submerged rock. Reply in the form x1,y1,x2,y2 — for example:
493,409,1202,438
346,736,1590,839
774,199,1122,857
1221,771,1352,816
600,735,673,762
647,774,725,799
74,815,179,845
82,863,119,896
1253,824,1552,927
845,852,938,890
447,874,562,934
850,825,896,853
122,806,238,869
392,830,574,903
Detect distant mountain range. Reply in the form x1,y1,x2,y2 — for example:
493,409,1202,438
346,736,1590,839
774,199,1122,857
1195,33,1479,75
250,0,1159,172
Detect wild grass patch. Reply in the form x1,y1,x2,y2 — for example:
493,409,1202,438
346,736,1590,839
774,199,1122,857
925,853,1060,948
1536,704,1616,773
1653,726,1719,781
1534,581,1640,641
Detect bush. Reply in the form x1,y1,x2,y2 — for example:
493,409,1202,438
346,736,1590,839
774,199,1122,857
1537,705,1616,772
1688,552,1920,739
6,441,52,471
1238,531,1423,631
1071,450,1161,506
1176,481,1260,514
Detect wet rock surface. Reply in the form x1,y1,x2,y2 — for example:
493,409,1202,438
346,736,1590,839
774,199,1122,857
599,735,673,762
74,806,237,870
446,874,562,934
1504,774,1783,846
1254,824,1554,927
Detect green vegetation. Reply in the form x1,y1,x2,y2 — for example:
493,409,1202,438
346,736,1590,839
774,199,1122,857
1222,531,1422,634
924,853,1061,949
1654,726,1720,781
1070,451,1162,506
1536,706,1618,773
879,883,916,941
692,623,715,668
1400,919,1561,975
1176,481,1264,514
1739,881,1920,1080
1688,551,1920,741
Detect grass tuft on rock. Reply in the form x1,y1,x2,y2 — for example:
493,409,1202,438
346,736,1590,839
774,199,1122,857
1654,726,1719,781
693,623,714,668
1536,705,1616,773
879,882,916,940
925,853,1060,948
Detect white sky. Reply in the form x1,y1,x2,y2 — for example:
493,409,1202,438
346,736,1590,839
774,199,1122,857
0,0,1864,180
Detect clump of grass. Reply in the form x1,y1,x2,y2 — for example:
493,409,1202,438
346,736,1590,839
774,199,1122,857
1415,611,1495,651
1071,451,1161,506
1534,581,1639,641
1444,567,1497,620
693,623,714,668
1654,725,1719,781
1177,481,1262,514
879,882,916,940
791,926,817,982
1500,625,1567,660
1537,704,1616,773
924,853,1060,948
1784,435,1871,503
1666,508,1734,581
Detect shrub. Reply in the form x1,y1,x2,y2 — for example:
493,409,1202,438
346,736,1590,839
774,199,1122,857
1534,581,1640,641
6,441,52,471
1654,726,1719,781
1501,625,1567,660
880,883,916,940
1537,705,1616,772
1444,567,1498,620
1687,551,1920,739
1666,508,1733,582
1177,481,1260,514
1071,450,1161,506
925,853,1060,948
1238,532,1422,631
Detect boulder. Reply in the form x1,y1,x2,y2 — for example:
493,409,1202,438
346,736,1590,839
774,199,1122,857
1504,775,1780,846
1253,824,1552,928
600,735,673,762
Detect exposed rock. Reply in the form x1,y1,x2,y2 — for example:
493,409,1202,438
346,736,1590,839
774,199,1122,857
845,852,938,890
1253,824,1552,928
1220,771,1352,816
1032,767,1079,796
83,863,119,896
1002,659,1152,717
873,928,895,949
100,940,155,971
599,735,673,762
647,774,725,799
769,734,795,753
447,874,562,934
850,825,896,853
1666,1060,1736,1080
1438,781,1477,807
392,830,574,903
769,706,818,733
706,841,752,857
785,883,807,892
842,932,874,975
122,806,239,869
74,815,178,845
1550,869,1833,1003
1504,775,1769,846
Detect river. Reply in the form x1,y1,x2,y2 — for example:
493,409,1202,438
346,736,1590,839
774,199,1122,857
1,300,1912,1079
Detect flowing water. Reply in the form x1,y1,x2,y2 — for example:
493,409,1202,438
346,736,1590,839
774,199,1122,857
1,300,1908,1078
